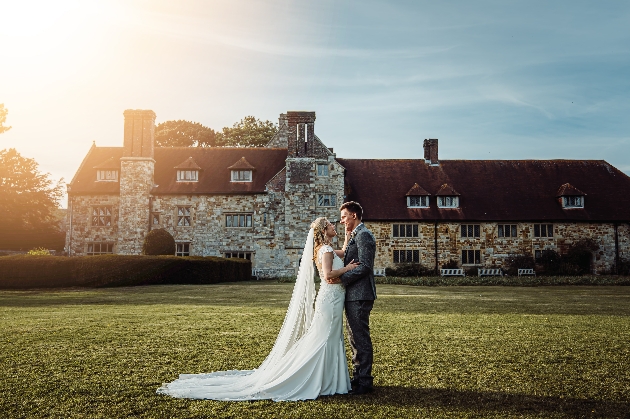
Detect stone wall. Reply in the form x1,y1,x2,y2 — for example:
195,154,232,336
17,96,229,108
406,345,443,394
66,195,120,256
283,156,346,272
117,158,154,254
366,221,630,274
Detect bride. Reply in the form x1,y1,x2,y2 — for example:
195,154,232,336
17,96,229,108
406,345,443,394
157,217,359,401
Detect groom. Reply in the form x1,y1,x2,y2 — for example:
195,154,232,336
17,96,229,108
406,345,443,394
328,201,377,395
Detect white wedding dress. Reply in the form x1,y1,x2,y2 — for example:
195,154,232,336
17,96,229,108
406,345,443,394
156,230,351,401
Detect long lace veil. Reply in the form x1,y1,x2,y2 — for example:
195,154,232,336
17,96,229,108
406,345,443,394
256,228,316,373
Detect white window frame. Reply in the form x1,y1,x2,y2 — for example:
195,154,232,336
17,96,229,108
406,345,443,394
407,196,429,208
316,163,329,176
562,196,584,208
317,194,336,207
176,170,198,182
225,213,253,228
437,196,459,208
176,242,190,256
96,170,118,182
231,170,252,182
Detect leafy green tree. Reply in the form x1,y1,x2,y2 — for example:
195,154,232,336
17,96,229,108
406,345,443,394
0,104,11,134
216,116,278,147
155,120,216,147
0,149,64,250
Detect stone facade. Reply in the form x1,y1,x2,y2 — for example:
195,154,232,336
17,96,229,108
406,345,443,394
66,195,120,255
66,109,630,276
367,221,630,274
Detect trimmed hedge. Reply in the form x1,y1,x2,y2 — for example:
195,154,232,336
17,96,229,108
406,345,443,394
376,275,630,287
0,255,251,289
142,228,176,255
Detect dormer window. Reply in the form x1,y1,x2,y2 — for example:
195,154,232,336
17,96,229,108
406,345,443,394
177,170,198,182
231,170,252,182
436,184,460,209
93,157,119,182
563,196,583,208
408,196,428,208
405,183,430,208
97,170,118,182
438,196,458,208
557,183,586,209
174,157,202,183
228,157,255,183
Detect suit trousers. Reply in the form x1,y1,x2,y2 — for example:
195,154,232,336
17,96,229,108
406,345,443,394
344,299,374,388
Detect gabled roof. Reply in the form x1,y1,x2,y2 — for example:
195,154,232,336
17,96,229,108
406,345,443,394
557,183,586,197
405,183,430,196
174,157,201,170
435,183,460,196
69,147,287,195
228,157,255,170
337,159,630,222
93,157,119,169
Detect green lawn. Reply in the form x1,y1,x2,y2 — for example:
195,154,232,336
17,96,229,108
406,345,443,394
1,283,629,418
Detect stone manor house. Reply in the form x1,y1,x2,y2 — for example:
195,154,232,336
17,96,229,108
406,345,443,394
66,109,630,277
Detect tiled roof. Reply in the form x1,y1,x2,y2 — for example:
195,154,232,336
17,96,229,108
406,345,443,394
436,183,460,196
93,157,119,169
557,183,586,197
405,183,430,196
227,157,255,170
337,159,630,222
69,147,287,195
173,157,202,170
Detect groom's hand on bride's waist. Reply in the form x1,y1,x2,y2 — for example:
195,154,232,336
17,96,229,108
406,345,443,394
326,277,342,284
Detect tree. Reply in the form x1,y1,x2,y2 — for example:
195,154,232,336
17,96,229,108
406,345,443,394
155,120,216,147
0,104,11,134
0,149,64,250
216,116,278,147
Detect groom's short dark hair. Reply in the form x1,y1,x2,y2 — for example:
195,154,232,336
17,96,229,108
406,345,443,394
340,201,363,220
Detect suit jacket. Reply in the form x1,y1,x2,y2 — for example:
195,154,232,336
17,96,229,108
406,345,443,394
340,224,377,301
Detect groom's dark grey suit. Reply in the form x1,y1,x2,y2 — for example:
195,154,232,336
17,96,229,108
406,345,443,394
340,223,377,388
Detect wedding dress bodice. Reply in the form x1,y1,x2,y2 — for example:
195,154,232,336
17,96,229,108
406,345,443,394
317,245,345,289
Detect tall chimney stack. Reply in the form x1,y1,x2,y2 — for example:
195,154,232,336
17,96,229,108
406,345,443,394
286,111,316,158
423,139,438,165
123,109,156,159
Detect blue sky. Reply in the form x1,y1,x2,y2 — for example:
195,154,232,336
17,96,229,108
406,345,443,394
1,0,629,200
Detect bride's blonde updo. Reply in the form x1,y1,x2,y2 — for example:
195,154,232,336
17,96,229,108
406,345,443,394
310,217,331,263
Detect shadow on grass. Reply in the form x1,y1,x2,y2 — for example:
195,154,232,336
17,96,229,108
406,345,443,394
1,285,630,317
325,386,630,418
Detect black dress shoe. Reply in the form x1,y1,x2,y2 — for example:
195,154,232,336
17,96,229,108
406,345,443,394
349,385,373,395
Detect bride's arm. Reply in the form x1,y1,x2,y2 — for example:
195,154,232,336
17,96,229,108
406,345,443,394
333,232,350,258
320,251,359,283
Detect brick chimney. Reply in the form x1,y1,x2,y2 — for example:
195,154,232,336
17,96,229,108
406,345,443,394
287,111,316,158
123,109,156,158
423,139,438,165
